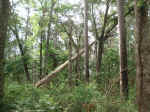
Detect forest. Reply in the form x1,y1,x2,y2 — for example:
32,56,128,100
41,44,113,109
0,0,150,112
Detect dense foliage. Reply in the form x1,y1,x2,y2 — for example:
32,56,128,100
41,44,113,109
0,0,140,112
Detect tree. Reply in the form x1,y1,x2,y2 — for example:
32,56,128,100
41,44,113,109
35,41,96,87
135,1,150,111
39,16,44,79
12,26,31,81
38,0,49,79
0,0,10,104
64,18,74,86
84,0,89,82
68,24,73,86
74,26,83,84
117,0,128,100
39,26,43,79
10,13,31,81
44,0,56,75
90,0,111,76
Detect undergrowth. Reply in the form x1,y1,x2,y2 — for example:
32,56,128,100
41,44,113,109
1,80,138,112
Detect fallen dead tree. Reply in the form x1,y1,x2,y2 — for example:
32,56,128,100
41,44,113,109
35,41,96,87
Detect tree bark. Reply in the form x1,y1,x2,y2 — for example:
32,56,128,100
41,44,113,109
84,0,89,82
75,41,81,85
117,0,128,100
68,35,73,86
135,1,150,111
96,40,104,74
0,0,9,104
39,30,44,79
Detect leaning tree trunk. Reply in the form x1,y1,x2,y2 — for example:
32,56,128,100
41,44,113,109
35,41,96,87
14,28,31,81
135,1,150,112
117,0,128,100
10,23,31,81
84,0,89,82
0,0,9,105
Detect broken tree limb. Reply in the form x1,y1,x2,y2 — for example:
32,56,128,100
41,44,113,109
35,41,96,87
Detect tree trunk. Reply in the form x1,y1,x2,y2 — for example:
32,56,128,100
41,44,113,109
39,31,44,79
12,27,31,81
117,0,128,100
75,34,81,85
0,0,9,104
44,1,55,75
84,0,89,82
68,36,73,86
95,0,110,75
35,41,96,87
75,47,81,85
135,1,150,112
96,40,104,74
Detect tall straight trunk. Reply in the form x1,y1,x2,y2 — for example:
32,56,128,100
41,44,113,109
0,0,9,104
75,34,81,85
68,36,72,86
40,31,43,79
117,0,128,100
44,1,55,75
75,48,80,84
75,47,81,82
135,1,150,112
84,0,89,82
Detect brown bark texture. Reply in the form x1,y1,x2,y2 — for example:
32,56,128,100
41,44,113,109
135,1,150,112
117,0,128,99
0,0,9,104
84,0,89,82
